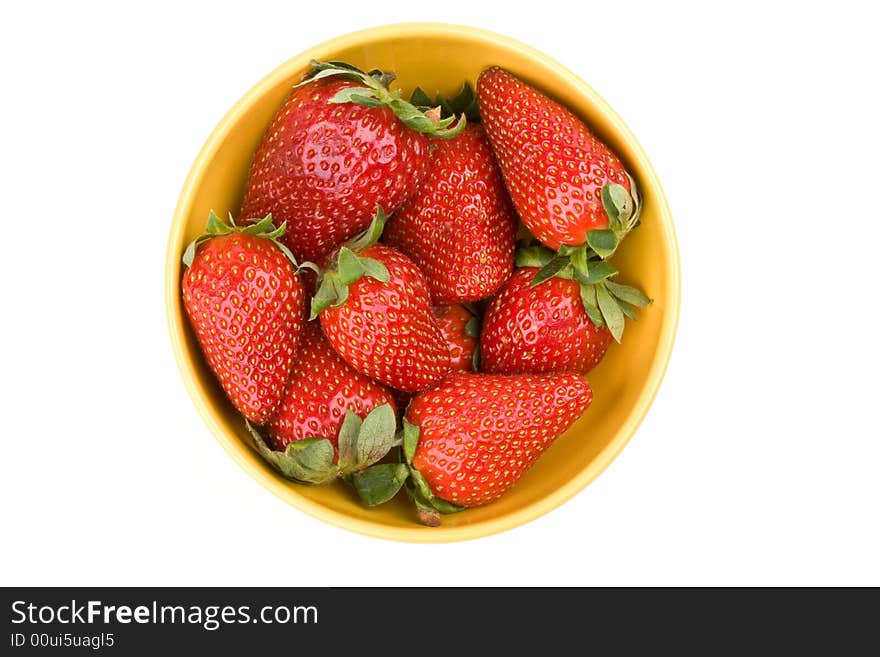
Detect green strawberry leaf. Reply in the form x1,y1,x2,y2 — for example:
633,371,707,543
286,439,337,478
352,463,410,506
360,257,390,283
299,61,466,139
389,97,454,132
297,260,322,276
328,86,381,106
387,98,467,139
605,280,652,307
309,274,338,319
581,260,617,285
308,207,392,319
298,61,396,95
472,345,481,372
356,403,398,466
183,211,290,268
402,419,419,464
240,214,276,235
409,468,464,514
586,229,619,259
619,301,637,321
570,245,590,280
366,68,396,88
205,211,234,235
601,183,634,228
272,235,301,269
335,404,400,475
596,283,625,343
336,410,363,470
182,235,211,268
447,82,480,122
428,496,464,514
409,468,434,501
427,112,467,139
515,245,555,268
579,284,605,327
347,206,388,253
337,247,365,285
330,276,349,308
530,256,571,286
411,488,442,527
247,421,338,485
625,172,643,228
300,60,371,84
410,86,433,109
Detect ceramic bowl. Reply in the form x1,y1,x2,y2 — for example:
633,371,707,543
165,23,680,542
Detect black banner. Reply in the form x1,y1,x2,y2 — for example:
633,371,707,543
1,587,874,653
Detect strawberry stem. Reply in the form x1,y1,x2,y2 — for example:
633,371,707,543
298,60,467,139
309,207,391,319
182,211,305,269
517,245,652,342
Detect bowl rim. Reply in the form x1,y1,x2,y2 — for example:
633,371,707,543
165,22,681,543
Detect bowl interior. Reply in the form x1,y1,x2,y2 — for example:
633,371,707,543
166,24,679,542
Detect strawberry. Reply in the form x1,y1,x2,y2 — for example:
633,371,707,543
432,304,479,372
349,371,593,522
266,322,396,450
383,123,516,304
239,61,466,263
405,372,592,515
181,213,305,424
489,243,652,351
249,401,400,486
476,67,641,263
480,267,613,375
310,209,451,392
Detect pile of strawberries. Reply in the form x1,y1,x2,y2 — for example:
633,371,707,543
181,60,651,525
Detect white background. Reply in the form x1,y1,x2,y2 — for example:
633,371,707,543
1,0,878,586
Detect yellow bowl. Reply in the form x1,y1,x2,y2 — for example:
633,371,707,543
165,23,680,542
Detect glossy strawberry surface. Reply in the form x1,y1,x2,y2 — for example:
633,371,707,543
408,372,593,506
182,232,304,424
432,304,477,372
384,124,516,304
240,77,431,262
477,67,631,250
267,322,395,450
480,268,612,375
319,244,451,392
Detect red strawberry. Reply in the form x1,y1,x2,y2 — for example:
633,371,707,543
432,304,479,372
383,123,516,304
266,322,396,450
477,67,640,260
311,210,451,392
181,213,305,424
405,372,593,510
480,267,613,375
239,61,465,263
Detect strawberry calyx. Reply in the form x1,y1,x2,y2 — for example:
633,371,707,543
247,403,400,485
299,60,467,139
309,207,391,320
518,245,652,343
584,172,643,260
410,82,481,123
352,418,464,525
181,211,307,272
